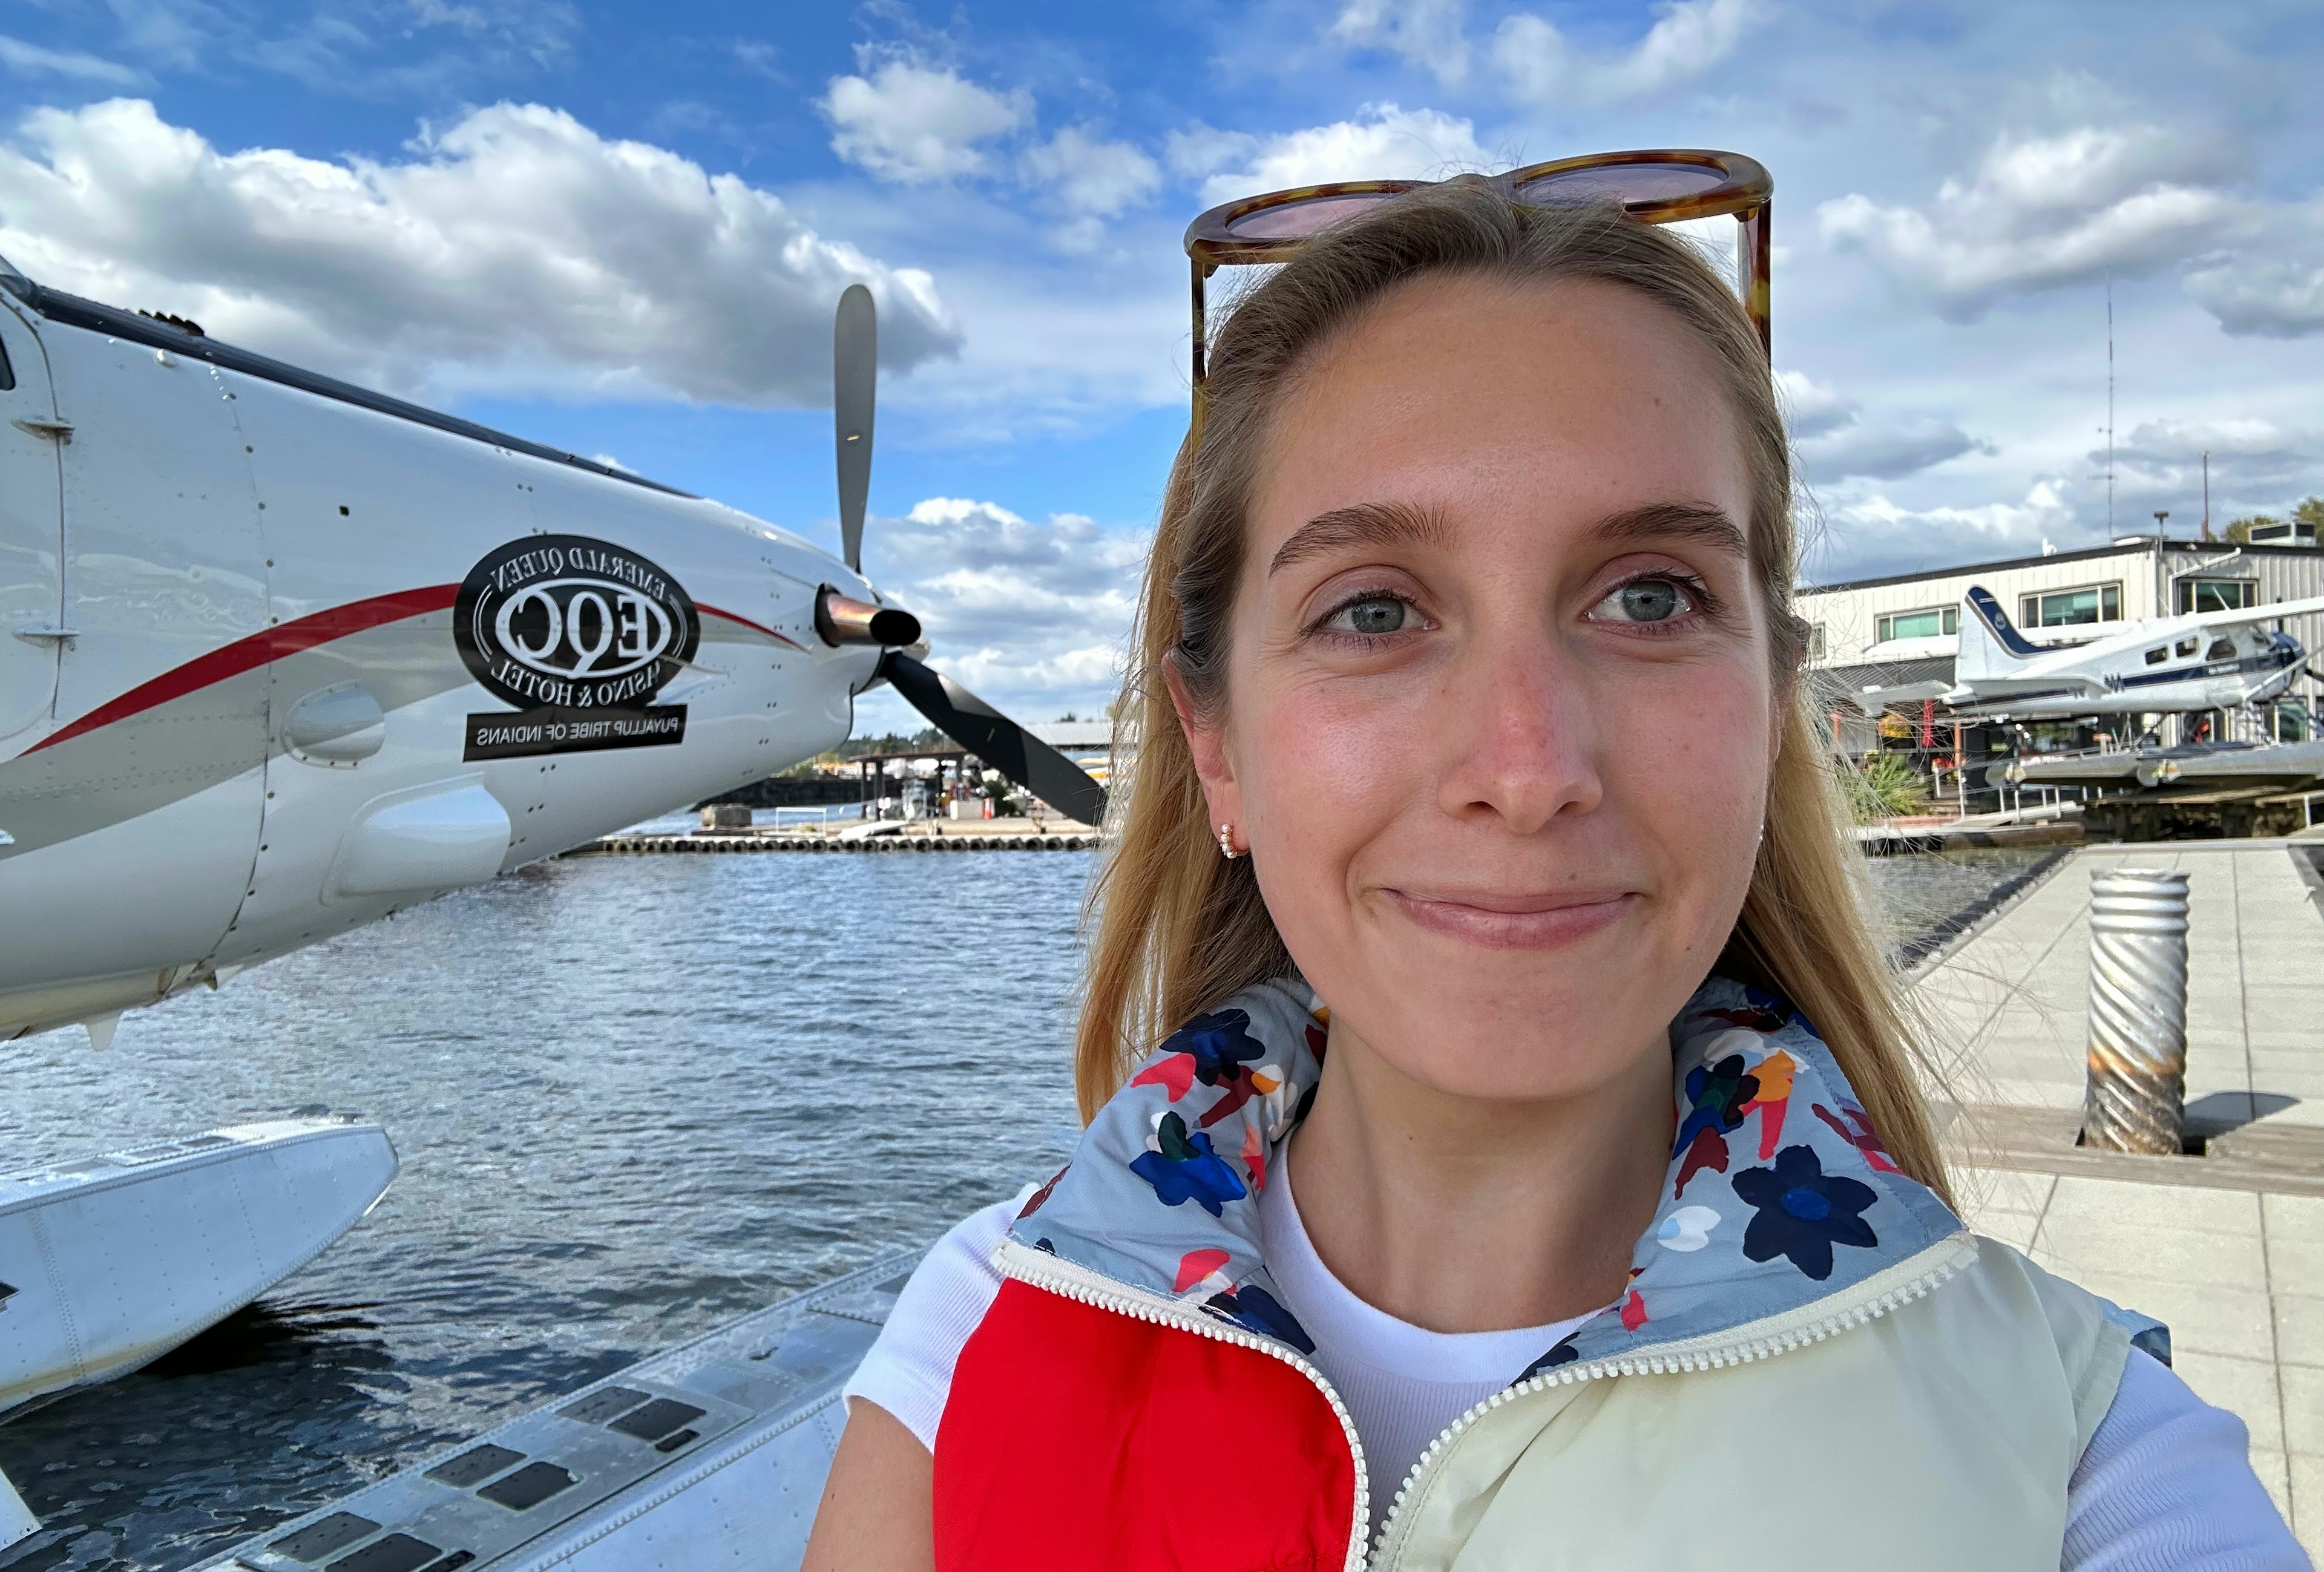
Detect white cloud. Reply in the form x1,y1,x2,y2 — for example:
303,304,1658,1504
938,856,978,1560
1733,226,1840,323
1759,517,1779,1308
820,55,1030,185
1493,0,1764,106
859,496,1146,712
1330,0,1471,85
0,34,147,85
2108,418,2324,511
1807,482,2077,587
1196,103,1491,209
1164,122,1259,180
0,98,959,405
1817,124,2242,319
1779,370,1989,483
2182,203,2324,339
1020,126,1161,248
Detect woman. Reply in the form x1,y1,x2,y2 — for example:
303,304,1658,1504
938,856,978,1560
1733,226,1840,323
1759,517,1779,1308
804,186,2305,1570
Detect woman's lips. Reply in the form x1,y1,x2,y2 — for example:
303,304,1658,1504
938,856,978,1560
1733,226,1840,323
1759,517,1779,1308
1379,886,1640,951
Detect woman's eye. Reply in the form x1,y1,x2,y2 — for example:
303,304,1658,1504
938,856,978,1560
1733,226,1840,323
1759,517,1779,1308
1325,595,1410,635
1590,578,1695,624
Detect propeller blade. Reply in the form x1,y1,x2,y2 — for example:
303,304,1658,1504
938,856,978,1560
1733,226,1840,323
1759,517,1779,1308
834,283,876,573
879,652,1108,828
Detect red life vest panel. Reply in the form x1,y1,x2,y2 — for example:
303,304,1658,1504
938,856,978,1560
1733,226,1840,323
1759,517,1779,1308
933,1279,1358,1572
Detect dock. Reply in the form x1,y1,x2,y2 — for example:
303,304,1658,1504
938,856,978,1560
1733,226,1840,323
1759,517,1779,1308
571,817,1100,855
1914,841,2324,1551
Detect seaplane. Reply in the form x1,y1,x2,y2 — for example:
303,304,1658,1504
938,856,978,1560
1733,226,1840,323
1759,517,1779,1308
0,252,1103,1539
1851,585,2324,722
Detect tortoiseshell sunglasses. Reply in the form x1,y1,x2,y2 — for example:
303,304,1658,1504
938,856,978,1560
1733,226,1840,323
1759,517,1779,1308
1181,147,1772,413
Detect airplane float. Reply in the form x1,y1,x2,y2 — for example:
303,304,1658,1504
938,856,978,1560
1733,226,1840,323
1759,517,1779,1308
1851,585,2324,723
0,255,1103,1507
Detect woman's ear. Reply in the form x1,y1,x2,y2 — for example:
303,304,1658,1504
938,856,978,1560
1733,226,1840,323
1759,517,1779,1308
1163,655,1244,836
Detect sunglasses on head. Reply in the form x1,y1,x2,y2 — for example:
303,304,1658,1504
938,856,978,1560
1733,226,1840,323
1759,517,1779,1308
1180,147,1771,408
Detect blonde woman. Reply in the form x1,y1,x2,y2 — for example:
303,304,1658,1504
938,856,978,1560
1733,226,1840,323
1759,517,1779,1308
805,185,2304,1571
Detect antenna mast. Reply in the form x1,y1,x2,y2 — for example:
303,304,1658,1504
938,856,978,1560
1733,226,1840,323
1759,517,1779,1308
2106,273,2116,534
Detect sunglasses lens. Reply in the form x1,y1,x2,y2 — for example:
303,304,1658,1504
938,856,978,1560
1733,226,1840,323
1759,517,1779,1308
1224,191,1399,241
1509,163,1730,210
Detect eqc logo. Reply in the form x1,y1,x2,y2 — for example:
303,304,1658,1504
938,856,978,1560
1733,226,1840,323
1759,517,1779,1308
454,535,698,761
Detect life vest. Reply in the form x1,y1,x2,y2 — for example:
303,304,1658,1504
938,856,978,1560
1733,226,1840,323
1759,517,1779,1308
933,977,2138,1571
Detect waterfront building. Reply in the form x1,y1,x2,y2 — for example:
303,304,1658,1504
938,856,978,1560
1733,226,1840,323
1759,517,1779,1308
1801,534,2324,761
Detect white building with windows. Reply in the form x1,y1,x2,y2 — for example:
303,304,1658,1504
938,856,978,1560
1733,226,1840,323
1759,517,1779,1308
1799,533,2324,736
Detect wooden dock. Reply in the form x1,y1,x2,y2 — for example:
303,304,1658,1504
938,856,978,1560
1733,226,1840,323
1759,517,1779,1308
570,827,1099,856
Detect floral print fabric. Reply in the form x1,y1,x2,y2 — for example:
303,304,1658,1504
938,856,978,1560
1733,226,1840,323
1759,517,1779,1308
1010,975,1966,1384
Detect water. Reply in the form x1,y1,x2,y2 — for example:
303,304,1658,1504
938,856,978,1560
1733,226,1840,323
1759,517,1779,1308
0,843,2053,1571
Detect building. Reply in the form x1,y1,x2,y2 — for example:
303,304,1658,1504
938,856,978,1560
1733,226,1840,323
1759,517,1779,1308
1801,533,2324,725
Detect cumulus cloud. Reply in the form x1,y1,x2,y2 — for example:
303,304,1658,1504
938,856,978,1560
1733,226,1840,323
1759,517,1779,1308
861,496,1146,709
1187,103,1491,209
1020,126,1160,248
820,54,1031,184
1817,124,2244,319
0,34,146,85
1779,370,1989,483
2183,204,2324,339
0,97,959,405
1493,0,1764,106
1330,0,1471,85
1806,483,2078,588
2107,418,2324,512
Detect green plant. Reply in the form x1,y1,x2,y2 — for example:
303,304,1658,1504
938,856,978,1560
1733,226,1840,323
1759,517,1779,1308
1840,752,1927,822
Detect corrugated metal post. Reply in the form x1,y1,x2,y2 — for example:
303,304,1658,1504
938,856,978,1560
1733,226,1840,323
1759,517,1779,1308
2084,868,2191,1155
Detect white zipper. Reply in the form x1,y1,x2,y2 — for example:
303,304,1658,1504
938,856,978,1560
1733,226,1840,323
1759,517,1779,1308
996,1238,1373,1572
1003,1228,1979,1571
1368,1229,1982,1567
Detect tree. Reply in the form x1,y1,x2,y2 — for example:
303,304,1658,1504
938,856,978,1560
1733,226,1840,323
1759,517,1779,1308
2224,514,2277,544
2296,496,2324,531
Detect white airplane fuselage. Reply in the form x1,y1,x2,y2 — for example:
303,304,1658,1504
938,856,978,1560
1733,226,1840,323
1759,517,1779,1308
0,280,885,1040
1939,620,2306,719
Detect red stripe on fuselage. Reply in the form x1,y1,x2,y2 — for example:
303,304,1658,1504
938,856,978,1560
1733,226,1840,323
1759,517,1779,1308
25,589,804,756
27,585,462,755
698,604,806,650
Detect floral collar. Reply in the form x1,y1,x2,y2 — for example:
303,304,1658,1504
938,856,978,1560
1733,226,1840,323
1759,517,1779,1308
1006,974,1967,1374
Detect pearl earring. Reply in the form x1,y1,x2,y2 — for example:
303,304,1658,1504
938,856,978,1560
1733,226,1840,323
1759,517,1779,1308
1217,824,1241,859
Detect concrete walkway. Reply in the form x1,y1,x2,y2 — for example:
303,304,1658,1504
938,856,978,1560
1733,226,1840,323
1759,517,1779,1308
1916,843,2324,1128
1916,843,2324,1554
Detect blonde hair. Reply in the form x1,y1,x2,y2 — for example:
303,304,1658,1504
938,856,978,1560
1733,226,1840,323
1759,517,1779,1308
1078,185,1949,1202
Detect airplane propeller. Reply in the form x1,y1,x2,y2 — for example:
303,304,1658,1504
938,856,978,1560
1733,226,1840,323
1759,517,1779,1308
815,283,1111,831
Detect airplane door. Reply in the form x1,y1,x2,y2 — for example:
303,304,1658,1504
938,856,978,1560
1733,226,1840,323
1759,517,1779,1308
0,300,61,744
8,325,269,997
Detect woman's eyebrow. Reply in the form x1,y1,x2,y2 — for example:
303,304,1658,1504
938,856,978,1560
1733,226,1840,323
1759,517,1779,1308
1595,502,1749,558
1268,500,1450,576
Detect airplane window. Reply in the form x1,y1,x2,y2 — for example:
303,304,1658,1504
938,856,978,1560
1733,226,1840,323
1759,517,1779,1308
2206,638,2234,661
0,333,13,392
2175,638,2198,657
2144,647,2167,665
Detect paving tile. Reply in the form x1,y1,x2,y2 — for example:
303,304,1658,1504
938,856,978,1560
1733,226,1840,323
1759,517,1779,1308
2278,1292,2324,1369
2040,1176,2260,1236
1956,1167,2055,1216
2289,1450,2323,1564
2251,1448,2295,1533
2037,1217,2267,1292
2281,1361,2324,1458
2034,1267,2274,1361
2173,1350,2286,1453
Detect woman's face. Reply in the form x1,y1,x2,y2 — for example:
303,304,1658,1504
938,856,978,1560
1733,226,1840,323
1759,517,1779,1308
1180,271,1782,1103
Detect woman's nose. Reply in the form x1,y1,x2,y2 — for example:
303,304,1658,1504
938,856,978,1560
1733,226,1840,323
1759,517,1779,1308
1430,632,1604,835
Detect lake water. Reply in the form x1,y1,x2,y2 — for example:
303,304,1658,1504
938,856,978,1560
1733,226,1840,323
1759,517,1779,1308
0,842,2052,1571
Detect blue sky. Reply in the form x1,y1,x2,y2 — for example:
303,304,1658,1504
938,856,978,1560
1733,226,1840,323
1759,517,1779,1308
2,0,2321,727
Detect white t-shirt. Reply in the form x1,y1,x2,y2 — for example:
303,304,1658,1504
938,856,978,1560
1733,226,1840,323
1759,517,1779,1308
843,1184,2306,1569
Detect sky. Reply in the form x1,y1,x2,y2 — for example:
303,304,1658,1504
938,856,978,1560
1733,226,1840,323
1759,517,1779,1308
1,0,2320,730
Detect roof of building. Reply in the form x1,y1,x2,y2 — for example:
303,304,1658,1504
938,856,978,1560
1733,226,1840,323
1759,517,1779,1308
1797,535,2317,598
1032,721,1112,748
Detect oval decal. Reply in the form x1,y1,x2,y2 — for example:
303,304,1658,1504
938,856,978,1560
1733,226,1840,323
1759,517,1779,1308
454,535,700,712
